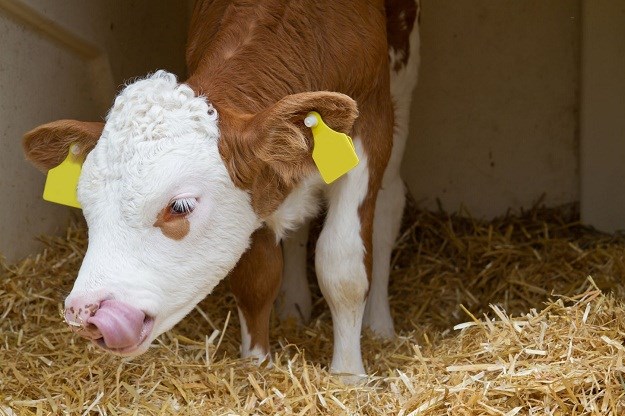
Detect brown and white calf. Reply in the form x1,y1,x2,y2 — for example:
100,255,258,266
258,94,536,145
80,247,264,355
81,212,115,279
22,0,420,377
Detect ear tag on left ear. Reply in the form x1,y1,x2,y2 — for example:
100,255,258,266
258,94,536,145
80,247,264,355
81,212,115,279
43,143,83,209
305,111,359,184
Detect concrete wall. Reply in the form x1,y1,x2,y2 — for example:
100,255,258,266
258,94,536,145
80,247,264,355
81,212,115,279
403,1,581,218
2,0,623,262
580,1,625,233
0,0,189,262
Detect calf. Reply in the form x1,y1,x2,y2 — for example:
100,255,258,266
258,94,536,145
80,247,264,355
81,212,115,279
22,0,420,377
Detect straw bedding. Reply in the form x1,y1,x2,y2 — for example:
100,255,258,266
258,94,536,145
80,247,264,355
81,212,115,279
1,202,625,415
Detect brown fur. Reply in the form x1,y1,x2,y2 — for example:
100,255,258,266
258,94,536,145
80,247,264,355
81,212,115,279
23,120,103,172
229,226,282,354
354,87,394,287
385,0,420,72
186,0,232,75
185,0,392,217
153,207,191,241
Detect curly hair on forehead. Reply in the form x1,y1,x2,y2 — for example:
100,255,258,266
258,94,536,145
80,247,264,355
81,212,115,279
105,70,219,145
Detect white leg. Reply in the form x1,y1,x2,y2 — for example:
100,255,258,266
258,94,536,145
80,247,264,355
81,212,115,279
364,10,421,337
364,175,405,338
276,222,312,323
316,141,369,379
362,74,410,337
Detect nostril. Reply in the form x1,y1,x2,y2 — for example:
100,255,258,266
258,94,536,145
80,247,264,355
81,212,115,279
64,303,99,324
63,300,104,340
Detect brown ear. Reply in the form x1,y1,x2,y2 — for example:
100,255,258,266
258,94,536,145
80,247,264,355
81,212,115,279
218,91,358,217
245,91,358,186
23,120,104,172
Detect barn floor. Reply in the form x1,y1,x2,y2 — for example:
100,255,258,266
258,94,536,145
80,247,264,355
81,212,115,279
1,202,625,415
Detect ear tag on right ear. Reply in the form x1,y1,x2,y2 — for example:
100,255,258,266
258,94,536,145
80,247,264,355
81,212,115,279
43,144,83,209
305,111,359,184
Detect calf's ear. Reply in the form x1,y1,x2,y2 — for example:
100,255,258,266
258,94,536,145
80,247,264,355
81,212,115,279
221,91,359,189
23,120,104,172
250,91,359,186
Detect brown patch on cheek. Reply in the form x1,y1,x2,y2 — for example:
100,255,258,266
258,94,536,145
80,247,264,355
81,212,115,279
153,208,191,240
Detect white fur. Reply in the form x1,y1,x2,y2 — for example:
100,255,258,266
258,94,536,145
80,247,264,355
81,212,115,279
265,173,324,241
363,3,421,338
67,71,261,355
315,139,369,377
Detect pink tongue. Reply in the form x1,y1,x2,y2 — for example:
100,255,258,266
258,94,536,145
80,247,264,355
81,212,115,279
87,299,145,349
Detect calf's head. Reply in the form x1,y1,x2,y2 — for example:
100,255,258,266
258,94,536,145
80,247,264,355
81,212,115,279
23,71,357,356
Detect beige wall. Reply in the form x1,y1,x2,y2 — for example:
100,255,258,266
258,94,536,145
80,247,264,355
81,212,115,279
0,0,189,262
403,1,581,218
2,1,622,262
580,1,625,233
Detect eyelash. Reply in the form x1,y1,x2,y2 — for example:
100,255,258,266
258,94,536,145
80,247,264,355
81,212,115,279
170,198,197,215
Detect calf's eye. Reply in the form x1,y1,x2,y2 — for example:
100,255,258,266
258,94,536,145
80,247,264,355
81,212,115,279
170,198,197,215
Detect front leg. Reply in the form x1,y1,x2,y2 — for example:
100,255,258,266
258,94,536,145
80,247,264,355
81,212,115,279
230,226,283,361
315,141,375,378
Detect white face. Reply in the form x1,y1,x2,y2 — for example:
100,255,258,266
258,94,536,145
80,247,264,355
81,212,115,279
67,71,260,355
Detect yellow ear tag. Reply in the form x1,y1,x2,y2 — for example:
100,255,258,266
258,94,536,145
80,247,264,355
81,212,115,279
306,111,359,184
43,144,83,209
